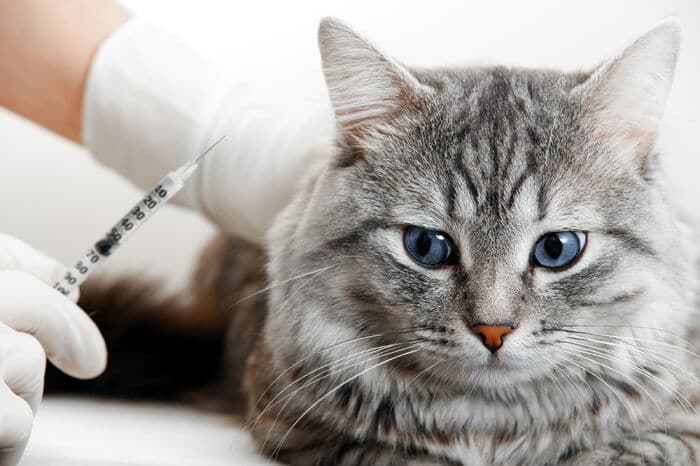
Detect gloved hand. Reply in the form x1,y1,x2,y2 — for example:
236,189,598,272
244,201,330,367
0,233,106,466
84,19,336,243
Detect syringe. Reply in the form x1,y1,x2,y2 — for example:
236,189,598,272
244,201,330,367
53,135,226,296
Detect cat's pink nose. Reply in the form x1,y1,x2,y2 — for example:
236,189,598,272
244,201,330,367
470,324,514,353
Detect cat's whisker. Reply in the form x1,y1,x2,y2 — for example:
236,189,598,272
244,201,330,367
460,365,486,401
431,359,459,394
558,344,674,465
401,360,443,394
271,346,421,458
272,342,418,409
545,361,593,413
561,324,698,350
232,264,336,306
553,352,647,460
253,326,422,411
536,360,572,404
550,357,600,416
251,339,421,432
554,344,667,419
403,350,458,400
545,328,700,360
564,335,700,389
260,342,421,451
231,253,367,315
258,343,419,449
240,266,324,318
558,339,695,412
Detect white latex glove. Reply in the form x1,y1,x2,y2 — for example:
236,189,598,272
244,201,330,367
0,233,106,466
83,19,336,243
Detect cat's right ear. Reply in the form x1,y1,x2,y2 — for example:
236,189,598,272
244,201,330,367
318,18,432,152
574,18,680,170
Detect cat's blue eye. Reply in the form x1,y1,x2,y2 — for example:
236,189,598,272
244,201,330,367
403,226,457,268
532,231,587,270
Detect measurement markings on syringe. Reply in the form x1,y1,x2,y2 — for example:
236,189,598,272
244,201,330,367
52,135,225,296
53,185,171,295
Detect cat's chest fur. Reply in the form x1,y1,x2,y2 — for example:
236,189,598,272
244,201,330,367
247,341,670,466
330,375,640,465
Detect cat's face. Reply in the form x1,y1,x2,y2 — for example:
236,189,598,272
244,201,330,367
266,19,695,391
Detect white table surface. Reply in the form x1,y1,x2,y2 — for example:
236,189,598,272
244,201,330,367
22,397,277,466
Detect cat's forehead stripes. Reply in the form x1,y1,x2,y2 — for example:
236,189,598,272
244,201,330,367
430,69,572,224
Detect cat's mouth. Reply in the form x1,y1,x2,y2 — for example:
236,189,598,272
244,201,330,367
477,353,524,374
485,354,504,368
458,354,548,389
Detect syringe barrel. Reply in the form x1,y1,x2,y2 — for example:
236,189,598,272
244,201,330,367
53,174,184,295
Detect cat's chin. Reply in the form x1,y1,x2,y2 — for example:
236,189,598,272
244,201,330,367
479,361,542,384
476,366,542,388
427,354,550,391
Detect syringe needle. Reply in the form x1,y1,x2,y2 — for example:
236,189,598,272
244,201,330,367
193,134,227,166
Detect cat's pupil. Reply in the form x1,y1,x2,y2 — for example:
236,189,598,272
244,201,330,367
532,231,586,269
416,231,432,258
403,226,456,268
544,235,563,259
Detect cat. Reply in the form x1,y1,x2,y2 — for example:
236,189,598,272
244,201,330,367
48,17,700,466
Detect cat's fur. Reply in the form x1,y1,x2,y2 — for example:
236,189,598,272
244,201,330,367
50,18,700,465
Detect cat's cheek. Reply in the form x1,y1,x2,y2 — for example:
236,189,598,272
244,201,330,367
497,322,544,358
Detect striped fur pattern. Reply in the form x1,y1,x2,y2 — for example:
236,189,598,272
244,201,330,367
63,17,700,466
242,18,700,465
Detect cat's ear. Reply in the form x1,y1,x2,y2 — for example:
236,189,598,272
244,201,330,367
318,18,432,149
575,18,680,168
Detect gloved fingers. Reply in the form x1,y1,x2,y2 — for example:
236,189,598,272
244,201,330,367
0,322,45,413
0,233,79,302
0,380,33,466
0,270,106,379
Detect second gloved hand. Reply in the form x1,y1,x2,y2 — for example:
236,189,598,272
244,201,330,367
0,233,106,466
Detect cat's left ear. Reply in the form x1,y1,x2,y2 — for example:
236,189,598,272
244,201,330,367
318,18,433,151
575,18,680,168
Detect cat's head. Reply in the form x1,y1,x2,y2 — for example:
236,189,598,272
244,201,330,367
265,18,696,391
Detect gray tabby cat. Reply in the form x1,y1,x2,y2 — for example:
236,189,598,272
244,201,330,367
53,16,700,466
250,17,700,465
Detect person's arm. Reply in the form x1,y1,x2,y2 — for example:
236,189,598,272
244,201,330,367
0,1,335,241
82,20,335,242
0,0,130,142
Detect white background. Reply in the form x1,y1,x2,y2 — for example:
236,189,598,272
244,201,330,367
4,1,698,465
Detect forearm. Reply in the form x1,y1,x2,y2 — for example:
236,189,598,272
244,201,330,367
84,20,335,240
0,0,129,142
